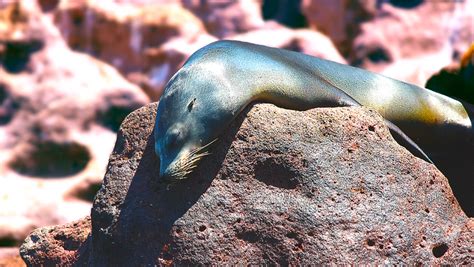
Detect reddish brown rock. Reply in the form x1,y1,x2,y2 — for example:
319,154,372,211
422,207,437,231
38,0,60,12
231,22,346,63
0,1,149,246
183,0,264,38
301,0,473,86
301,0,376,56
20,103,473,265
53,1,206,99
20,217,91,266
350,1,473,86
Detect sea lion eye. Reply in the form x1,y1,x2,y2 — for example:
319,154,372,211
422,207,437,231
187,98,196,112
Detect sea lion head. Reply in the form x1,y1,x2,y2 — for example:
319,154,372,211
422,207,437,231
154,68,223,183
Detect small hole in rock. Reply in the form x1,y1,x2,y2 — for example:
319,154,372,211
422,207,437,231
367,239,375,246
0,84,19,125
388,0,424,9
286,232,297,239
0,237,20,247
187,98,196,112
254,157,299,189
0,84,7,104
96,93,143,132
74,182,102,202
199,225,207,232
9,141,91,178
432,243,448,258
3,40,44,73
262,0,308,28
236,230,259,243
367,47,391,63
39,0,59,12
368,125,375,132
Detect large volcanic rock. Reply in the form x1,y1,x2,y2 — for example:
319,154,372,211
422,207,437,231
21,103,472,265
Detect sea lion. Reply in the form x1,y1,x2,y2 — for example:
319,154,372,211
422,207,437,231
154,40,474,183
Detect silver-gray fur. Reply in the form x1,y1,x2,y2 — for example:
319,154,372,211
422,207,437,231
154,40,474,183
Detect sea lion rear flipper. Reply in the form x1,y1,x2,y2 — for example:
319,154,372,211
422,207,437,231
330,88,433,164
384,119,433,164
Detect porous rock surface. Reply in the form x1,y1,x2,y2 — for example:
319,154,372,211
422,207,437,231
20,217,91,266
21,103,472,265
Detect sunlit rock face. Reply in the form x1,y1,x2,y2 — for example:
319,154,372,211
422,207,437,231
0,2,149,247
182,0,265,38
53,1,207,100
352,1,473,86
301,0,473,86
230,22,347,64
301,0,376,56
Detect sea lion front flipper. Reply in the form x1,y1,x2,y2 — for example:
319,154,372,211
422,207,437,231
383,119,433,164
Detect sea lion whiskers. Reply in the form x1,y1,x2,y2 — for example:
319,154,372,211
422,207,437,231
164,139,218,181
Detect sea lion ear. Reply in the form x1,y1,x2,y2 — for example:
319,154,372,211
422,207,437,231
187,98,197,112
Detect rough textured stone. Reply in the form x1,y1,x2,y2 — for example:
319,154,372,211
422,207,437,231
20,217,91,266
21,103,472,265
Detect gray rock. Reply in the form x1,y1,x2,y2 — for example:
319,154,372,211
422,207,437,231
21,103,473,265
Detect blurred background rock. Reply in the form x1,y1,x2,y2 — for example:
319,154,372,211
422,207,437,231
0,0,472,264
